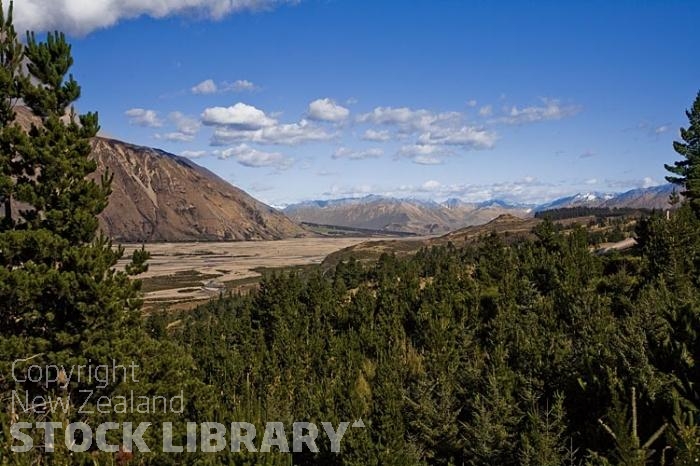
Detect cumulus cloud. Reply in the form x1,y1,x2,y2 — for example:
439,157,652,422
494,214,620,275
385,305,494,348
496,98,581,125
156,111,202,141
332,147,383,160
125,108,162,127
201,102,335,146
193,79,259,94
478,105,493,117
357,106,460,133
386,177,567,204
192,79,218,95
228,79,258,92
211,119,335,146
308,98,350,122
156,132,195,142
421,180,442,191
12,0,298,36
181,150,208,158
214,143,292,169
397,144,452,165
170,111,201,135
362,129,391,142
418,126,496,149
202,102,276,129
319,177,580,205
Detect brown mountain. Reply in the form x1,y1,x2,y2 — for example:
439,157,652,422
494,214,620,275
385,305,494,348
92,138,306,242
284,196,532,236
11,106,305,242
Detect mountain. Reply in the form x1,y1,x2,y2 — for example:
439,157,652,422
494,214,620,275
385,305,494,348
93,138,306,242
11,106,305,242
284,195,533,235
536,185,677,211
537,192,616,211
601,184,677,209
286,184,678,236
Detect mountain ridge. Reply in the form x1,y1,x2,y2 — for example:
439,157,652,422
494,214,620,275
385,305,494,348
285,184,677,235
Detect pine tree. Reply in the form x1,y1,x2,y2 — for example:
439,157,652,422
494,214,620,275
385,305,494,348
665,91,700,215
0,20,148,354
0,0,150,448
0,0,24,227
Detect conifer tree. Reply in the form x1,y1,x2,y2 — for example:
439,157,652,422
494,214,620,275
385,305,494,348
666,91,700,214
0,0,149,425
0,0,23,227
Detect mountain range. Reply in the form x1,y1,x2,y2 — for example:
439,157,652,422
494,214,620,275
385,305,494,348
283,196,533,236
284,184,677,236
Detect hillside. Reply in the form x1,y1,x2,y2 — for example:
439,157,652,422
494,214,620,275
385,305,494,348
92,138,306,242
323,214,543,267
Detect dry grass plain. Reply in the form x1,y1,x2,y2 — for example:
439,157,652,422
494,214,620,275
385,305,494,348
117,238,374,311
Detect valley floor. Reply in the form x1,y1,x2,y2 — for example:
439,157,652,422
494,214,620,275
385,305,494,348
117,238,378,311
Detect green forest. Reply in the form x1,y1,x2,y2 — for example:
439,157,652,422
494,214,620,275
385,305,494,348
1,2,700,464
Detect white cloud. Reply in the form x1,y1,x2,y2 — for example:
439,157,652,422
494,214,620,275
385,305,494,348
202,102,277,129
642,176,658,188
332,147,383,160
323,184,374,197
192,79,218,95
390,177,565,204
605,177,661,190
154,112,201,142
497,98,581,124
228,79,258,92
156,132,195,142
125,108,162,127
12,0,298,36
170,111,201,135
214,144,292,169
317,177,578,205
397,144,451,165
359,105,497,160
635,121,672,138
308,98,350,122
585,178,598,185
421,180,442,191
418,126,496,149
211,119,335,146
362,129,391,142
467,100,477,108
193,79,259,95
654,125,669,135
478,105,493,117
181,150,208,158
357,106,460,133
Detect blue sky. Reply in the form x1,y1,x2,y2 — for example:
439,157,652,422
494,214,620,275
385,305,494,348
12,0,700,206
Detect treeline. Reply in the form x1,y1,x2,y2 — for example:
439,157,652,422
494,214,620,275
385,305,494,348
536,206,654,221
